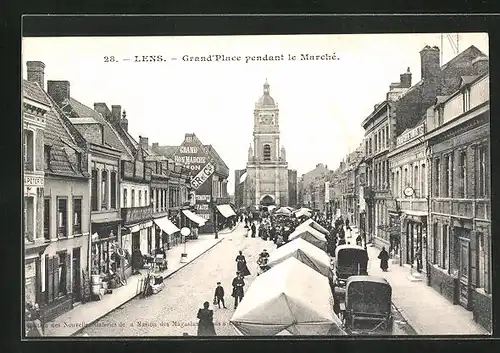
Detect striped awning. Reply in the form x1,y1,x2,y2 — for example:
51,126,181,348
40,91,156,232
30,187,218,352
182,209,208,226
216,204,236,218
154,216,180,235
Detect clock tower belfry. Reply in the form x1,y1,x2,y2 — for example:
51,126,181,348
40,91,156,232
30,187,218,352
242,79,293,208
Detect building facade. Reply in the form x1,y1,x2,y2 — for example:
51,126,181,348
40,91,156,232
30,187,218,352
300,163,330,211
237,80,296,208
23,75,51,312
426,62,490,331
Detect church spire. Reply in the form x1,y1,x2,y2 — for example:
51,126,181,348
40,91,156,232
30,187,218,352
263,79,270,95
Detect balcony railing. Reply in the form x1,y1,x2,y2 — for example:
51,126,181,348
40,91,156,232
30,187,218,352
121,205,153,225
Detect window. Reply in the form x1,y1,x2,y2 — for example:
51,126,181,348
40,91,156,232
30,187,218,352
437,107,444,126
403,168,408,188
57,198,68,237
101,170,108,209
44,145,51,170
139,190,142,206
91,169,98,211
395,170,399,197
374,134,378,151
414,165,419,197
444,155,450,197
442,225,449,270
478,146,487,197
73,198,82,234
131,189,135,207
57,252,68,297
123,188,128,208
421,164,426,197
24,129,34,170
463,88,470,112
110,171,117,209
386,126,389,147
44,198,50,240
145,191,148,206
433,223,439,264
365,140,369,155
369,138,372,154
263,144,271,161
458,151,467,198
434,158,440,197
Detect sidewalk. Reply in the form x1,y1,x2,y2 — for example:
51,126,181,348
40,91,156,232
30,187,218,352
363,239,488,335
43,224,238,337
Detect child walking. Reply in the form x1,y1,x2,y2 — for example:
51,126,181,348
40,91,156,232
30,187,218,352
213,282,227,309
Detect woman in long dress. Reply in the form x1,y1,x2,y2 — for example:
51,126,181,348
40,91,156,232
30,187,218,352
197,301,216,336
235,251,251,276
378,247,390,272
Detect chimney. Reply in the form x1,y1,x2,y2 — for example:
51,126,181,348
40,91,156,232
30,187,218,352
139,136,149,151
472,56,489,76
420,45,440,81
111,105,121,124
47,80,71,105
400,67,412,88
152,142,159,152
26,61,45,89
120,110,128,131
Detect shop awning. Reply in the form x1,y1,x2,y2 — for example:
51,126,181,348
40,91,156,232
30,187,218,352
216,204,236,218
154,216,180,235
403,210,428,217
182,209,208,226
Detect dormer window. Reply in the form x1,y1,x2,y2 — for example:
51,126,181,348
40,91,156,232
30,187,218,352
463,87,471,112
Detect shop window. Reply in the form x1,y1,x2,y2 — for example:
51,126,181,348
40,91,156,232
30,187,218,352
91,169,98,211
73,198,82,234
57,198,68,238
263,144,271,161
110,171,117,209
442,224,449,270
44,198,50,240
101,170,108,210
131,189,135,207
123,188,128,208
44,145,51,170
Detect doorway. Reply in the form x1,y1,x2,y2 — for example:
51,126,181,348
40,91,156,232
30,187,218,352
72,248,81,303
132,232,140,252
260,195,275,206
459,238,470,309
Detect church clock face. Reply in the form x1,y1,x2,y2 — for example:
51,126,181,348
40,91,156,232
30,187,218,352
259,113,274,125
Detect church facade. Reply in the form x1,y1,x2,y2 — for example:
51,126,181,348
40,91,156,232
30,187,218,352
235,80,297,209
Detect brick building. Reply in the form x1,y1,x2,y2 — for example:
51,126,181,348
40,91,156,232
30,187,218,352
425,60,490,331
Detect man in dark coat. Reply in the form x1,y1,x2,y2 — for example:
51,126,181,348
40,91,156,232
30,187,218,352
213,282,226,309
231,272,245,309
251,222,256,238
378,247,390,272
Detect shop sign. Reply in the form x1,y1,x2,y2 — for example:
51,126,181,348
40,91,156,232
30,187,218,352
396,123,424,146
173,134,210,172
24,175,44,187
191,162,215,190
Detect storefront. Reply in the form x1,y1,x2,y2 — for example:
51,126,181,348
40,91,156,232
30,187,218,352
401,211,427,272
90,221,121,276
153,216,181,251
216,204,237,227
387,211,401,255
182,209,208,236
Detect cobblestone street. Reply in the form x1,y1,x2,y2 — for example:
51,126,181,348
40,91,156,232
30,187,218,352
77,224,269,336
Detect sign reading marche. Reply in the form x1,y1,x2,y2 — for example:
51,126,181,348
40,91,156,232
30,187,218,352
191,162,215,190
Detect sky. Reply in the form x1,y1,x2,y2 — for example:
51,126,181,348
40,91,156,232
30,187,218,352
22,33,489,193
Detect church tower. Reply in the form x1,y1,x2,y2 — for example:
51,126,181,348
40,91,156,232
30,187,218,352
244,79,289,207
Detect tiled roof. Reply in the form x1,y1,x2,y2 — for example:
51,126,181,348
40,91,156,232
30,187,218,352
66,98,134,160
22,80,51,106
70,117,100,124
156,145,179,157
42,93,87,178
205,145,229,170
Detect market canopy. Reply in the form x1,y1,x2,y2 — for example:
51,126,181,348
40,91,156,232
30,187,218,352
298,219,330,236
216,204,236,218
230,257,345,336
182,209,207,226
267,238,332,279
153,216,180,235
267,205,277,212
294,208,312,218
289,226,327,252
275,207,292,216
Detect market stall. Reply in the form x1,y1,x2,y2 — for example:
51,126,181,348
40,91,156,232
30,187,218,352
288,226,328,251
297,219,330,236
230,257,345,336
267,238,332,279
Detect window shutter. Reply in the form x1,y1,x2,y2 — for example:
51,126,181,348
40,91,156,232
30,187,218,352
47,256,54,303
66,253,72,295
53,256,60,298
470,234,477,287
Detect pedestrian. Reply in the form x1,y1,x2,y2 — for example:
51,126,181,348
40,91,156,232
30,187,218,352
345,218,351,231
378,246,390,272
251,222,256,238
235,251,251,276
213,282,227,309
356,234,362,247
276,234,284,248
231,272,245,309
415,246,422,273
196,301,216,336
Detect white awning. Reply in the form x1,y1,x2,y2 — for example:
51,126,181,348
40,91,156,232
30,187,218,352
182,209,208,226
239,172,248,184
216,204,236,218
154,216,180,235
